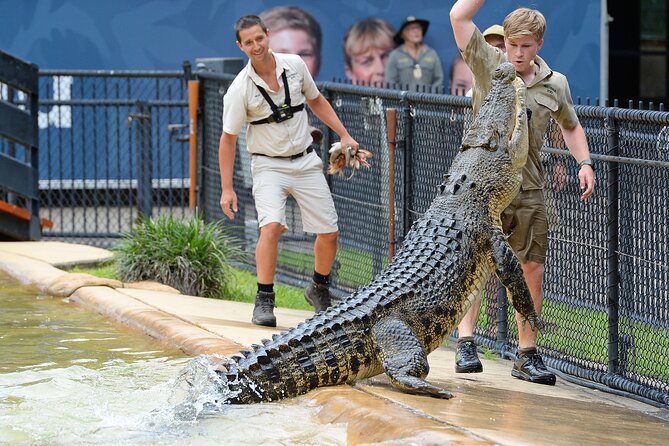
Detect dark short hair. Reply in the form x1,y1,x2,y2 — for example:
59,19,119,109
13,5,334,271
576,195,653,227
235,15,268,42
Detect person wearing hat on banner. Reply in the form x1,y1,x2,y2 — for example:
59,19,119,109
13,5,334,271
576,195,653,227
482,24,505,50
384,16,444,92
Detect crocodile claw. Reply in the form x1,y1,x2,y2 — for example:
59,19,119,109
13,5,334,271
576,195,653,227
521,311,546,332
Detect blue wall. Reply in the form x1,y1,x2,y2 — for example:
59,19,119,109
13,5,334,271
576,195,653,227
1,0,601,99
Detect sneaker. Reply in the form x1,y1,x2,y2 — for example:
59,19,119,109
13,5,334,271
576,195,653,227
455,340,483,373
252,291,276,327
511,353,556,385
304,282,332,313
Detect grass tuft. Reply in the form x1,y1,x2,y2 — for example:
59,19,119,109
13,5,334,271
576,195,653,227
114,215,243,297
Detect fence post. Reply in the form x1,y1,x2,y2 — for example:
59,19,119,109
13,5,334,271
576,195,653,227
133,101,153,219
188,79,200,209
386,108,397,261
605,107,620,375
400,92,413,240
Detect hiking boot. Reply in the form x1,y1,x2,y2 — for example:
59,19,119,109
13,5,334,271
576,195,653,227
511,352,556,385
304,282,332,313
252,291,276,327
455,340,483,373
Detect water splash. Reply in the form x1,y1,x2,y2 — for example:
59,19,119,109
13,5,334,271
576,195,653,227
165,354,233,419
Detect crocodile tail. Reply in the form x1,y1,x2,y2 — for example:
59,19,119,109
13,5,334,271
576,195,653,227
213,356,264,404
216,305,379,404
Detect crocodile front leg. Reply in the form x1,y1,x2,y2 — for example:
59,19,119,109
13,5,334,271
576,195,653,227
372,317,454,399
490,226,545,331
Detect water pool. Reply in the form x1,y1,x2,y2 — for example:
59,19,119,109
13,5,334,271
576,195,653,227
0,274,347,445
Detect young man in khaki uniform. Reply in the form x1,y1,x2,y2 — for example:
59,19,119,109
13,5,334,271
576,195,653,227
450,1,596,385
219,15,358,327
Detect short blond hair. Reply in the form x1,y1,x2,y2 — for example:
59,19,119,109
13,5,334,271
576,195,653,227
503,7,546,42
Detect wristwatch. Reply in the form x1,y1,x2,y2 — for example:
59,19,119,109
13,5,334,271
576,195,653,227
579,158,594,170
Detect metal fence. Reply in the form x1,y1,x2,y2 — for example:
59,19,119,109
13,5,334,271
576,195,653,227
197,71,669,409
38,70,194,247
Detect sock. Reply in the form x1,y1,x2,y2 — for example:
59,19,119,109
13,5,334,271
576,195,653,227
258,283,274,293
313,271,330,286
458,336,476,346
519,347,537,358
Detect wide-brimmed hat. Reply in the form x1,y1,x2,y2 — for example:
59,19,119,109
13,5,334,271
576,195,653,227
482,24,504,39
394,16,430,44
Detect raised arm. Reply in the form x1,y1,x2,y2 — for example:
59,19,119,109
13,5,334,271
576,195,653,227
450,0,485,51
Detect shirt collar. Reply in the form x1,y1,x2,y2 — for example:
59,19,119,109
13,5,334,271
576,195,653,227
246,51,290,91
527,55,553,86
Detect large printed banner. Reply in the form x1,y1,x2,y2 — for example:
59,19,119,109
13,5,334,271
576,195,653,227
1,0,600,99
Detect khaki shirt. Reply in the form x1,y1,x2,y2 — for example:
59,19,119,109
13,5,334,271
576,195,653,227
463,28,580,190
223,52,320,157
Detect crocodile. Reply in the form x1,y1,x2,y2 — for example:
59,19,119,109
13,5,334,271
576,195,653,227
213,62,541,404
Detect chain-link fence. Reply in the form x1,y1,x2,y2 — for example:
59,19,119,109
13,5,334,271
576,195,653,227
198,71,669,408
38,70,194,247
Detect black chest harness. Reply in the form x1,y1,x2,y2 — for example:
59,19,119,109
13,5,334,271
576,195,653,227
250,70,304,125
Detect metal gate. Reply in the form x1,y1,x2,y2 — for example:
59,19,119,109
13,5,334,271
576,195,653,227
38,70,192,247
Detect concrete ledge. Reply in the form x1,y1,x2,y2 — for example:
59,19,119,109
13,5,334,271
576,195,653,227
70,286,245,356
311,387,492,445
0,250,68,289
0,241,113,267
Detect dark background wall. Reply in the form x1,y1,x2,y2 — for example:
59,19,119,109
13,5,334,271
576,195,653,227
1,0,601,99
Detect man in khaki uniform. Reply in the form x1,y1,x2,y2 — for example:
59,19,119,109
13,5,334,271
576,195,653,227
450,0,596,385
219,15,358,327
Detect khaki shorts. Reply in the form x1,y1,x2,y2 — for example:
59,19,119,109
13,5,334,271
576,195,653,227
501,189,547,264
251,150,338,234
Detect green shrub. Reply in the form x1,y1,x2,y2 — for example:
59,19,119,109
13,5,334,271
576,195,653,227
114,215,242,297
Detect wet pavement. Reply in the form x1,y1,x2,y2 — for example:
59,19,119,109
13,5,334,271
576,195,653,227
1,241,667,445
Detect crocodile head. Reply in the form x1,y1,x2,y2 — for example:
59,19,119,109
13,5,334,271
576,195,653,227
441,62,528,219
